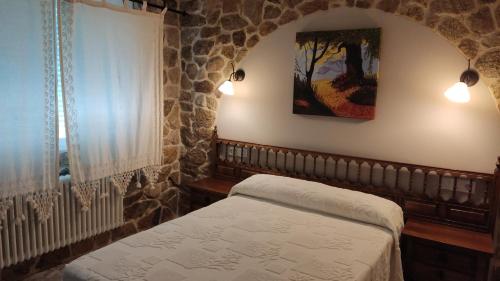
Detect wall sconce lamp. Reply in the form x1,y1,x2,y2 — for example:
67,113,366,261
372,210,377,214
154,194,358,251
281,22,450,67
444,60,479,103
217,63,245,96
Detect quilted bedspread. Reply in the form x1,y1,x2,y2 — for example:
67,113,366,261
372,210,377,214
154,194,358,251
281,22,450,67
63,175,404,281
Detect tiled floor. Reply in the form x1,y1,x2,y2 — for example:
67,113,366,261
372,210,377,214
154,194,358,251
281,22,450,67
23,266,63,281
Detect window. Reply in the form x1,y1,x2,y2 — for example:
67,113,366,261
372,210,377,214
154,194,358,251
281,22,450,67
53,0,163,182
55,3,69,176
57,43,66,153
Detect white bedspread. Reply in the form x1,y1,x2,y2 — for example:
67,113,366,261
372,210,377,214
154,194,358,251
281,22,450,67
63,175,404,281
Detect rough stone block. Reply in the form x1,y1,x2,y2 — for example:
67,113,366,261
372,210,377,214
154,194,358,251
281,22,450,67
111,222,137,241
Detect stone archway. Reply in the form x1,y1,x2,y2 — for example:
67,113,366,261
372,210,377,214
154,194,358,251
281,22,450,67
177,0,500,180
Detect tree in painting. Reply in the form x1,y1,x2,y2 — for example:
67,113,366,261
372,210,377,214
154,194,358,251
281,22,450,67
293,28,381,119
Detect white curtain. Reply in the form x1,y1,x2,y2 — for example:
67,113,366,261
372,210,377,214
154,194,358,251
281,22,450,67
0,0,59,217
59,1,164,208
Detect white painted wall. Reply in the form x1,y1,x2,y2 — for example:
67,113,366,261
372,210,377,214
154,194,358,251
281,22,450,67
216,7,500,173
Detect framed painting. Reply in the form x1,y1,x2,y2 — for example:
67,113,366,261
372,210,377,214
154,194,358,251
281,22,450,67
293,28,381,120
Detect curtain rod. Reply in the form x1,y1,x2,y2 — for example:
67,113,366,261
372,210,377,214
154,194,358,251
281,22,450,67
128,0,189,16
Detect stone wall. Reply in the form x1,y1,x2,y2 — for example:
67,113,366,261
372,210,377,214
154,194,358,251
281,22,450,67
2,0,500,279
177,0,500,278
0,1,183,280
178,0,500,181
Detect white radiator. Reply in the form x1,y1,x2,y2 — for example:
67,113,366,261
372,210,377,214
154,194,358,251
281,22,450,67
0,177,123,268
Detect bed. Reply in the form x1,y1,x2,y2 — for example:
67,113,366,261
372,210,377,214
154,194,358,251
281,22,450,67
63,174,404,281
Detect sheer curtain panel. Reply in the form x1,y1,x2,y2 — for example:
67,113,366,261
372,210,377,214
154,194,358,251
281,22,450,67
0,0,59,219
60,1,164,209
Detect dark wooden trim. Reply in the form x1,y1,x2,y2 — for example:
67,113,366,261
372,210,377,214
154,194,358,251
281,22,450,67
187,177,237,196
211,134,498,234
216,138,493,179
184,177,237,212
402,219,493,281
403,219,494,254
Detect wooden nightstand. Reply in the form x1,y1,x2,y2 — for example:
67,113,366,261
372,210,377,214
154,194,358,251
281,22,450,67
402,219,494,281
185,177,239,211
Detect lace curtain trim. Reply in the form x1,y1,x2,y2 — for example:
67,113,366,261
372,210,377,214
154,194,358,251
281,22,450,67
27,190,60,223
0,198,13,227
73,156,159,185
1,168,163,226
72,181,99,212
108,166,163,196
110,171,135,196
71,166,162,211
2,1,163,222
0,189,60,229
0,197,25,229
1,0,58,200
41,0,59,193
69,0,166,16
60,1,164,210
2,0,62,225
59,0,81,182
143,166,162,188
59,1,162,184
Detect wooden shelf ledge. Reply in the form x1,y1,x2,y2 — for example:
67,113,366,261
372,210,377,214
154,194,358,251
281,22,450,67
186,177,239,196
402,219,494,255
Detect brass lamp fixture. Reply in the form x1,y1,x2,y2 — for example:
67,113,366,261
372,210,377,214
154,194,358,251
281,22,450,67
217,63,245,96
444,60,479,103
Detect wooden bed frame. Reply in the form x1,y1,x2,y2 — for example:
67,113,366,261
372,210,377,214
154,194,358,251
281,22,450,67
210,131,500,235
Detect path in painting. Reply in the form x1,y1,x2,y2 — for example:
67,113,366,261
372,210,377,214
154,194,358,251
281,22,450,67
312,79,375,119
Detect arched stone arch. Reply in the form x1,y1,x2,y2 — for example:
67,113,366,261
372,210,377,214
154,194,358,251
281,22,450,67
177,0,500,180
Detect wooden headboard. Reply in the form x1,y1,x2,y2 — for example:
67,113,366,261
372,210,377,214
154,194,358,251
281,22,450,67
211,133,500,234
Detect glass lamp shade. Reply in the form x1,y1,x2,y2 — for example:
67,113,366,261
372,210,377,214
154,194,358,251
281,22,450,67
444,82,470,103
218,80,235,96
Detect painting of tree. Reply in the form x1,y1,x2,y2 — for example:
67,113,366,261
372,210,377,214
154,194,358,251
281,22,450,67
293,28,381,120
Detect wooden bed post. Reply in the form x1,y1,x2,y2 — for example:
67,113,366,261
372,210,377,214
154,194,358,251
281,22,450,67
213,138,496,232
492,156,500,281
209,126,219,177
496,156,500,206
494,157,500,240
